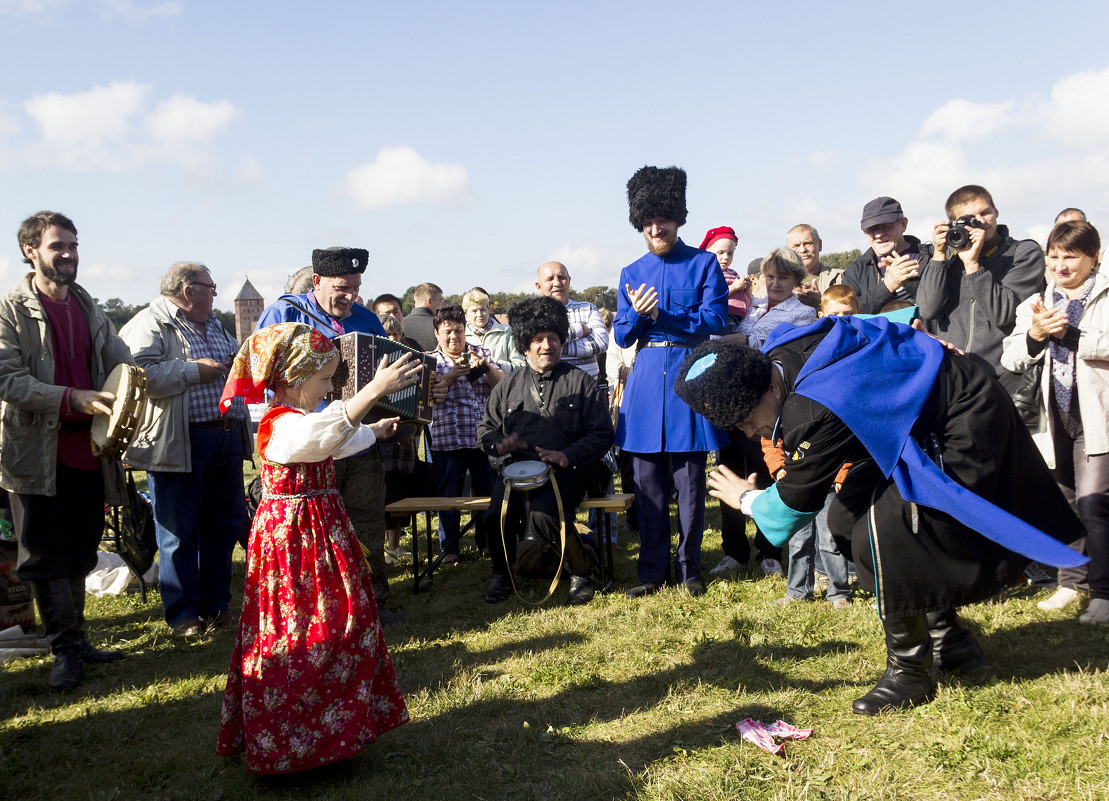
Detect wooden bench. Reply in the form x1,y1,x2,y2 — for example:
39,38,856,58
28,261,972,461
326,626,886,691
576,493,634,592
386,493,635,595
386,496,490,594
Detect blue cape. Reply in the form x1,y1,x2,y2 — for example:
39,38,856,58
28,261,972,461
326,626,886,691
759,315,1086,569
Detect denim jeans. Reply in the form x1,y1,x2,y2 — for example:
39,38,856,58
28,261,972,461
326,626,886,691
148,427,247,626
786,493,851,601
432,448,492,556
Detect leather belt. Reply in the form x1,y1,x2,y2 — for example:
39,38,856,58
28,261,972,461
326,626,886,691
641,340,700,349
191,418,240,431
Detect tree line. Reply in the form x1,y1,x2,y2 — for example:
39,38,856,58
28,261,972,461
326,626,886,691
94,250,864,330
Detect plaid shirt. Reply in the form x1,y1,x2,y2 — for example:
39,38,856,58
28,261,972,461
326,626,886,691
562,298,608,378
173,309,245,422
430,346,493,452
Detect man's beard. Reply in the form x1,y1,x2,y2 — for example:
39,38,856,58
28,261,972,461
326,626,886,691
645,235,676,256
40,261,76,286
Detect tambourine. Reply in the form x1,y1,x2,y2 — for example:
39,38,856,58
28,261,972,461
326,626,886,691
502,460,550,491
91,363,148,459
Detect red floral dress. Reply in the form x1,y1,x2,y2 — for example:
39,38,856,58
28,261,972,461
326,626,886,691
216,406,408,774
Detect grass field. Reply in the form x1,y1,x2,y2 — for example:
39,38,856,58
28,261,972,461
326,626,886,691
2,499,1108,801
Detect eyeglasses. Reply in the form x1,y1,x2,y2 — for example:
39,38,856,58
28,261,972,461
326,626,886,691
190,281,217,293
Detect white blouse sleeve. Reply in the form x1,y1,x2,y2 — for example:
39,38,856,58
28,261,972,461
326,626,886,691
264,401,377,464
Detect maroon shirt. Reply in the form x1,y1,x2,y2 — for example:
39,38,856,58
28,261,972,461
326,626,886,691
39,292,97,470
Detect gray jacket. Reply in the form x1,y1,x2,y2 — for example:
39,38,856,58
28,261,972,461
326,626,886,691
118,296,250,473
0,273,133,497
916,226,1046,392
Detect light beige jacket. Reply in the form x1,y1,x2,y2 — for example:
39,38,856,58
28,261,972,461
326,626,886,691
0,273,133,498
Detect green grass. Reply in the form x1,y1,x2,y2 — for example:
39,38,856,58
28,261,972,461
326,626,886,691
2,498,1108,801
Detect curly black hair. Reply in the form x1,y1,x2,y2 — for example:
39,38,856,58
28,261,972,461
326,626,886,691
507,295,569,355
675,341,773,430
433,303,466,330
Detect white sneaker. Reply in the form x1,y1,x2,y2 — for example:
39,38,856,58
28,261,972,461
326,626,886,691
709,555,743,576
1037,586,1080,610
814,571,830,595
759,558,784,576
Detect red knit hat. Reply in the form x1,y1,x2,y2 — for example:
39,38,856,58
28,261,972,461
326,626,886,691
700,226,738,250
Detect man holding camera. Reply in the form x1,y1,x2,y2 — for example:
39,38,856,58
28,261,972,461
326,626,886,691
916,185,1045,393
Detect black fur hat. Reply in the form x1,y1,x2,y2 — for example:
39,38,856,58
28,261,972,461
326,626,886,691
508,296,569,355
312,247,368,277
675,341,773,430
627,165,688,231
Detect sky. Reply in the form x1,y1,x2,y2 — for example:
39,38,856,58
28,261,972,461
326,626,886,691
2,0,1109,313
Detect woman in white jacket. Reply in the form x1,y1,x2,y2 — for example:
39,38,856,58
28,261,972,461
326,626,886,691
1001,221,1109,623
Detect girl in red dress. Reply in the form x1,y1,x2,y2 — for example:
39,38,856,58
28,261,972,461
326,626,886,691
215,323,421,774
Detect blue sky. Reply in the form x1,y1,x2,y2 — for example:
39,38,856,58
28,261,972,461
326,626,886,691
2,0,1109,310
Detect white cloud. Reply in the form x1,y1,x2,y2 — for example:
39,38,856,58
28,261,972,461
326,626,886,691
20,81,241,171
0,0,64,15
24,81,150,168
857,140,969,219
344,146,473,211
919,98,1016,142
1041,66,1109,148
145,94,239,144
98,0,181,22
0,0,180,20
857,67,1109,232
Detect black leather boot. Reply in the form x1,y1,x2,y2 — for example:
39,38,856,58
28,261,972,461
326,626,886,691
852,615,935,715
32,579,83,691
927,609,985,675
68,576,123,663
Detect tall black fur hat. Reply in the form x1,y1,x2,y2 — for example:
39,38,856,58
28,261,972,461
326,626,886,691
675,341,773,430
312,246,368,277
508,295,569,355
627,165,688,231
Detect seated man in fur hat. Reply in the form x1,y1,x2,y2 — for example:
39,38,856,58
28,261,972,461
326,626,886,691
674,319,1086,715
614,165,730,599
478,296,614,605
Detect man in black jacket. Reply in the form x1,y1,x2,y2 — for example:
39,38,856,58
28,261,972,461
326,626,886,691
478,296,613,605
843,197,931,313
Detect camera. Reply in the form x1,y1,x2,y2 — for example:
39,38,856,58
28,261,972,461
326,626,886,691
946,216,984,249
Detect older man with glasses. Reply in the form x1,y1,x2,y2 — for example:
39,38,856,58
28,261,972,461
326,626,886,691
119,261,251,638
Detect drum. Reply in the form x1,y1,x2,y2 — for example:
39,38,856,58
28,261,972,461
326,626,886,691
91,364,148,459
502,460,550,491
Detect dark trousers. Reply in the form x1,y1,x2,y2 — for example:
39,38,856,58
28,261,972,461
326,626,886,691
433,448,492,556
632,451,707,584
718,435,781,563
488,468,591,577
333,450,389,600
12,464,103,582
1052,418,1109,599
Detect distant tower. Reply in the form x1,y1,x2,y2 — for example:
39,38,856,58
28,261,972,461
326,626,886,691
234,278,264,343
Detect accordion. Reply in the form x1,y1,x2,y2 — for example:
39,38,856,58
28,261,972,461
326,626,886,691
328,333,436,425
